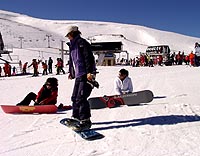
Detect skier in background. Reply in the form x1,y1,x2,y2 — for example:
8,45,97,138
56,58,65,75
22,62,28,74
42,62,48,75
19,60,22,73
48,57,53,74
189,51,195,66
28,59,39,76
194,42,200,66
59,58,65,74
4,62,11,77
12,66,16,75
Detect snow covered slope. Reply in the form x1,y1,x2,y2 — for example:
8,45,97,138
1,10,200,156
1,66,200,156
0,10,200,58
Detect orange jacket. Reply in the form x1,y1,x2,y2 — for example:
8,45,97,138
42,63,47,69
189,53,195,60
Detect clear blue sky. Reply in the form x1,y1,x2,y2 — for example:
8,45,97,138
0,0,200,38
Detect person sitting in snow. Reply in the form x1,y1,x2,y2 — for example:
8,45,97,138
16,77,58,106
114,68,133,95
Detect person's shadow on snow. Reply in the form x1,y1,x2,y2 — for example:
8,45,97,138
91,115,200,131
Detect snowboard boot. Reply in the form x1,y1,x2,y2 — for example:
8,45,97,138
72,118,92,131
65,117,80,128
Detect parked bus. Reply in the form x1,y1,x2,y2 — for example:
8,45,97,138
146,45,172,65
146,45,170,56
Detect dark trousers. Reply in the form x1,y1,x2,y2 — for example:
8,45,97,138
48,65,52,73
56,67,65,75
71,75,93,120
33,68,38,76
42,69,48,75
17,92,37,106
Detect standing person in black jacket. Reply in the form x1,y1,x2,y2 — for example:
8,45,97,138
66,25,98,131
48,57,53,74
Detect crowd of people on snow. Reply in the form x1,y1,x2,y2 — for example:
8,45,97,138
0,57,66,77
126,51,199,67
1,45,200,78
117,42,200,67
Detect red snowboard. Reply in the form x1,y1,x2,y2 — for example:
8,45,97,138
0,105,58,114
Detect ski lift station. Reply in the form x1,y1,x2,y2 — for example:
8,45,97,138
91,41,128,66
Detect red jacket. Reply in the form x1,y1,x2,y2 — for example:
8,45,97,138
23,63,28,69
42,63,47,69
36,86,58,105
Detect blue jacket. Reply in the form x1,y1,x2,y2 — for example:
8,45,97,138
68,35,96,78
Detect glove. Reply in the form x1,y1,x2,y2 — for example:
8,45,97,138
87,73,93,81
34,102,39,106
87,79,99,88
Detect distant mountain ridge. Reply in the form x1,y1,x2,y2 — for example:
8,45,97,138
0,10,199,57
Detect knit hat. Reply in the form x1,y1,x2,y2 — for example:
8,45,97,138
65,25,79,37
